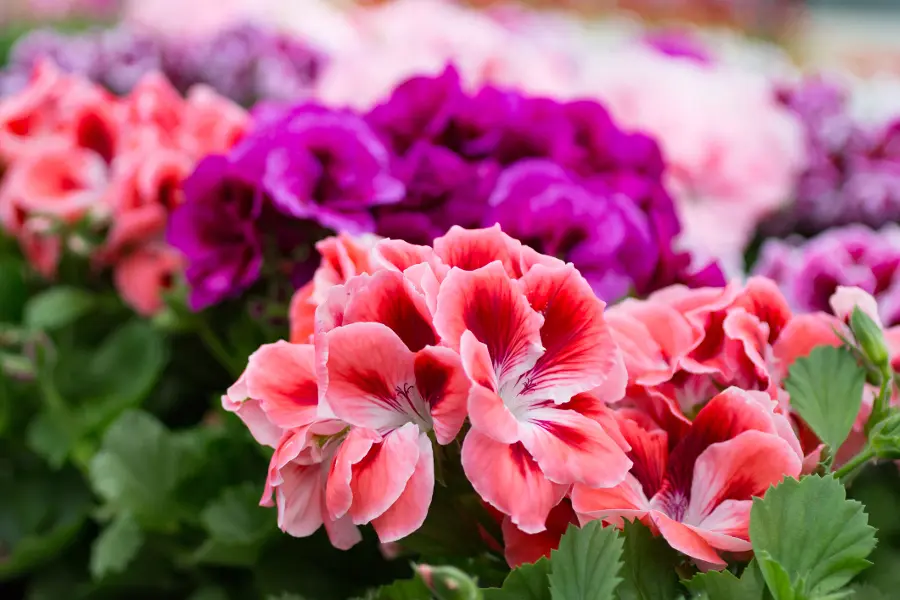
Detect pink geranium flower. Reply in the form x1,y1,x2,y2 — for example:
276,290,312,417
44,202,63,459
571,387,802,567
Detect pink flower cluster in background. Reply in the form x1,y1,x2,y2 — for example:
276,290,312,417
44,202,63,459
225,225,888,569
0,61,247,314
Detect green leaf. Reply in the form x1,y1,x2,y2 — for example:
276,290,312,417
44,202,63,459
25,411,74,469
685,559,767,600
869,412,900,459
371,577,432,599
0,256,27,323
757,552,799,600
201,482,273,544
24,287,97,331
848,583,888,599
88,410,204,528
483,558,551,600
617,520,679,600
784,346,866,455
548,521,623,600
749,475,877,597
90,513,144,579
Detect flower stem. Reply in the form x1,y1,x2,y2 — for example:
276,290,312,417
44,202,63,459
834,447,876,482
866,368,894,434
196,320,243,379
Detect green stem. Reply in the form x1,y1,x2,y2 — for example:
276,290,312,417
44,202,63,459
866,369,894,434
196,320,243,379
834,447,876,482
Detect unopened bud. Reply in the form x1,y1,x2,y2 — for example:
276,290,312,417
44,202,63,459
416,565,481,600
851,306,890,371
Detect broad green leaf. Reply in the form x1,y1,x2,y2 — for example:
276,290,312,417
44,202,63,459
617,520,679,600
0,256,27,323
685,559,766,600
483,558,551,600
784,346,865,454
848,583,888,599
749,475,876,597
201,482,273,544
90,513,144,579
371,577,431,599
0,462,92,579
757,552,799,600
548,521,623,600
88,410,203,528
24,287,97,331
25,411,74,469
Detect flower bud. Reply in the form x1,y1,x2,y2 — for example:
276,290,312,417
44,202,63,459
850,306,890,371
416,565,481,600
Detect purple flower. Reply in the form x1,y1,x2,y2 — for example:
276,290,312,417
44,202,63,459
765,77,900,236
486,160,658,301
260,105,404,233
642,29,713,64
753,224,900,326
365,65,723,300
167,155,265,310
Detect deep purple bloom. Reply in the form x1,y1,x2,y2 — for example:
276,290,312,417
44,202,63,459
764,77,900,236
259,105,404,233
366,66,722,301
167,155,265,310
753,224,900,326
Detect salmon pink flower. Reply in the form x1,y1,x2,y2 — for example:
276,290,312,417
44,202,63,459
432,241,631,533
572,387,802,567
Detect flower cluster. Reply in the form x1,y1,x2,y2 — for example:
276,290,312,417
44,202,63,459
168,66,723,311
762,77,900,237
0,23,324,106
225,226,885,569
754,224,900,327
0,61,247,314
576,45,805,274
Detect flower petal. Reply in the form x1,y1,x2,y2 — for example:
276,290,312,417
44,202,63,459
651,510,726,567
323,322,420,431
245,341,319,430
433,224,524,276
326,428,379,521
276,462,325,538
685,431,801,526
349,423,422,525
520,264,621,402
221,372,283,448
570,474,650,525
415,346,469,444
520,407,632,488
434,262,544,384
371,433,435,542
461,430,567,534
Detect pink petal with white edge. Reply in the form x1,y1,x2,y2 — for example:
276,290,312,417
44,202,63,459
462,331,520,444
326,428,379,521
520,264,621,403
404,262,443,314
520,407,631,488
434,262,544,383
433,224,524,277
371,433,435,542
461,430,567,534
685,431,801,526
245,341,319,430
221,372,283,448
323,322,422,432
651,511,727,567
415,346,469,444
276,462,325,538
349,422,422,525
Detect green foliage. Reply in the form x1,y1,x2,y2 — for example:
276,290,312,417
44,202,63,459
90,513,144,579
784,346,866,458
750,475,877,599
0,255,27,323
617,520,679,600
685,560,767,600
483,558,551,600
549,521,624,600
24,287,98,331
